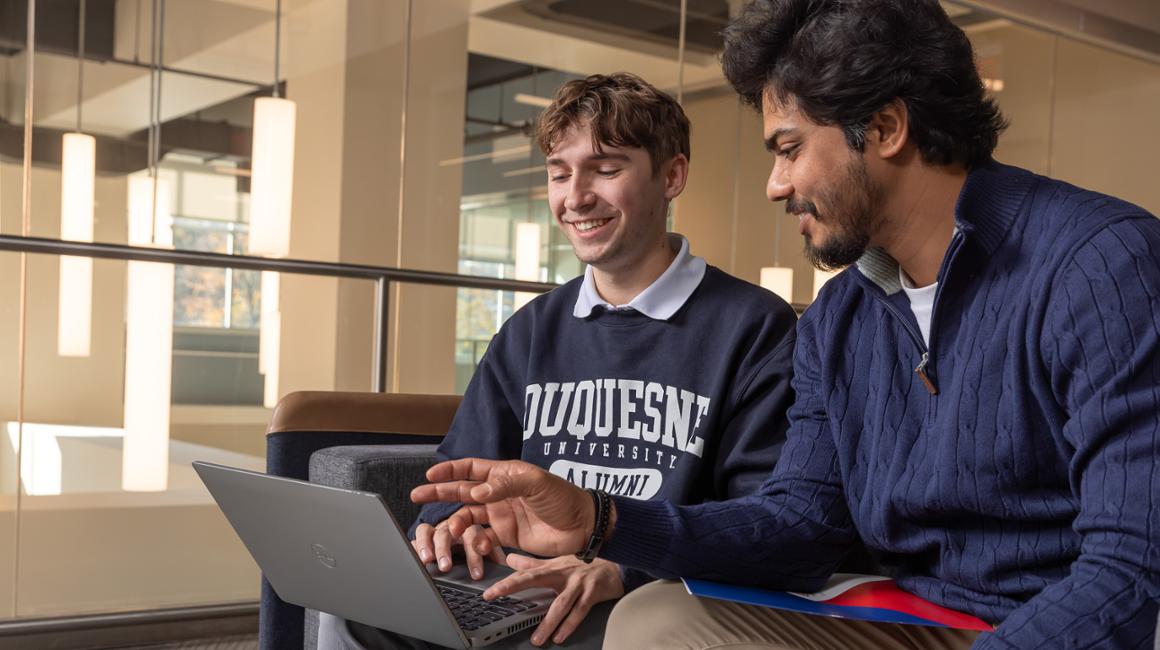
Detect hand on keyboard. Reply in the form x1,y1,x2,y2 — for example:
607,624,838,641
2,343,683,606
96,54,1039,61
482,554,624,646
413,521,506,580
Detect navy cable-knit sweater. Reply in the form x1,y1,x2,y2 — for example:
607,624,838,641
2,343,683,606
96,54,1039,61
602,162,1160,648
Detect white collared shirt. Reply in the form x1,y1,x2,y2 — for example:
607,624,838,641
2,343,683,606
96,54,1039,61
572,233,707,321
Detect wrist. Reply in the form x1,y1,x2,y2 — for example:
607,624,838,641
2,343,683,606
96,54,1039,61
606,499,616,539
575,489,612,563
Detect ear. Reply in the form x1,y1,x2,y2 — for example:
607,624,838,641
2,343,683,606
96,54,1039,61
866,98,909,160
662,154,689,200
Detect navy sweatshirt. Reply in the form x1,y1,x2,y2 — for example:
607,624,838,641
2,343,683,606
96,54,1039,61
602,163,1160,648
415,266,797,588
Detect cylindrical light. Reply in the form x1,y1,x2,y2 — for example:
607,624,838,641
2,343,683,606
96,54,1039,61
513,222,542,311
249,97,296,257
58,132,96,357
759,266,794,304
259,271,281,408
122,175,174,492
813,268,840,300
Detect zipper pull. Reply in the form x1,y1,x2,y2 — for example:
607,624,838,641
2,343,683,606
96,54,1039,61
915,352,938,395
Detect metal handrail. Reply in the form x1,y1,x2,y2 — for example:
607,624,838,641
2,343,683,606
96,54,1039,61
0,234,559,391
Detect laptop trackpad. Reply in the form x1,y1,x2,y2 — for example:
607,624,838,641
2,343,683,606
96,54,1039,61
427,560,555,602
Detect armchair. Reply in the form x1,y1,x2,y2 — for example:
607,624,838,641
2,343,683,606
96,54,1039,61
262,391,460,650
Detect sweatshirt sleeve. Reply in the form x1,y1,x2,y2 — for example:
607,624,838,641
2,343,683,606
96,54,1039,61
410,322,528,537
976,217,1160,649
711,321,796,500
598,309,858,591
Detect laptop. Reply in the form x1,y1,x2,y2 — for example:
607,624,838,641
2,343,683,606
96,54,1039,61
193,461,553,648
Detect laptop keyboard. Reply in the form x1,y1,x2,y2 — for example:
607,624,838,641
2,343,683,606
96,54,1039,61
436,582,538,631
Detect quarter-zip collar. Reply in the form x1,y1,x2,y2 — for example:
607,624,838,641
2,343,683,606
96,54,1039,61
853,161,1036,295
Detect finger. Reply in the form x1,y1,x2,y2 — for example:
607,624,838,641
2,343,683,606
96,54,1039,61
488,540,507,566
445,505,491,539
483,567,553,600
530,589,579,647
433,524,455,573
552,595,595,645
462,527,485,580
468,517,493,557
503,553,544,572
469,468,546,503
410,480,484,505
424,457,507,483
412,524,435,564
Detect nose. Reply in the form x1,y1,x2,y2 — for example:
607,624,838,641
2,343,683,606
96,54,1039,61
766,161,792,203
564,177,596,213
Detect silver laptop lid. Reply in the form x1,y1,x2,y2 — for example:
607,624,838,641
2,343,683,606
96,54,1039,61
193,461,468,649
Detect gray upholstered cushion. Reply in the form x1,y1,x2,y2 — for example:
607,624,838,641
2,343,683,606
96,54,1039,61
305,444,439,649
308,444,440,526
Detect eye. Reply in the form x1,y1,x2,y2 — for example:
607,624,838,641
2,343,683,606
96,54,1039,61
549,173,570,183
596,168,620,177
777,144,800,160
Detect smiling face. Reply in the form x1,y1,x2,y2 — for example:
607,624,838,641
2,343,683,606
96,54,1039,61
762,98,885,270
546,124,679,275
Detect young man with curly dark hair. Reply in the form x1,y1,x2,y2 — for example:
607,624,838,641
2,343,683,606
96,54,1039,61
413,1,1160,648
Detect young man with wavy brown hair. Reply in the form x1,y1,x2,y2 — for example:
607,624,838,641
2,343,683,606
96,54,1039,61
322,72,798,649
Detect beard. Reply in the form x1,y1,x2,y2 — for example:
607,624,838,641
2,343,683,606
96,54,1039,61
790,155,884,271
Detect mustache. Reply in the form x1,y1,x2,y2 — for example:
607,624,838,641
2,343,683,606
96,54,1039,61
786,197,819,218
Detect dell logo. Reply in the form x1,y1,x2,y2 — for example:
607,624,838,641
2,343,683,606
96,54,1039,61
311,543,337,569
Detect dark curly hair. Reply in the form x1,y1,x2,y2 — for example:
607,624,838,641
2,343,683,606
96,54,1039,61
722,0,1007,168
537,72,690,175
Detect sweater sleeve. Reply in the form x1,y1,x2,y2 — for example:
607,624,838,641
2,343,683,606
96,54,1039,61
410,323,527,537
598,310,858,591
976,217,1160,649
712,326,796,499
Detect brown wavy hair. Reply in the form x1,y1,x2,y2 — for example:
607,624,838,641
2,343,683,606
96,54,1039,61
536,72,690,175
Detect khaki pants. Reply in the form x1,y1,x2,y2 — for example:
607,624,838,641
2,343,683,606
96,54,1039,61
603,581,980,650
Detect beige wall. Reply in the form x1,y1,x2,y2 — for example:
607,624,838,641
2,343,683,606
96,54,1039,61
676,91,816,304
281,0,468,398
1051,37,1160,214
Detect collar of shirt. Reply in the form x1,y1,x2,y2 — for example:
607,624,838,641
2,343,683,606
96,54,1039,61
572,233,707,320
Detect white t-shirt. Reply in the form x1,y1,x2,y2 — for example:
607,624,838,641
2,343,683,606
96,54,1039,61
900,268,937,347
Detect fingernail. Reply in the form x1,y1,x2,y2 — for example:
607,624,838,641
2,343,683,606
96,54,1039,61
478,484,493,497
419,549,431,562
531,635,543,646
438,557,450,571
471,567,482,579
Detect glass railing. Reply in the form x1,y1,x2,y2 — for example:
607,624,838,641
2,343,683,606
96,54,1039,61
0,234,557,630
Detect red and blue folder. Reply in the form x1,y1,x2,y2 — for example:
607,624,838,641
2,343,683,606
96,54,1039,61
682,574,993,631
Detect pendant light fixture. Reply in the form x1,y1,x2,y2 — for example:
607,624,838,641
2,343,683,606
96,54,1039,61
813,267,839,300
251,0,295,408
513,222,541,311
122,0,173,492
58,0,95,357
123,175,174,492
759,202,794,304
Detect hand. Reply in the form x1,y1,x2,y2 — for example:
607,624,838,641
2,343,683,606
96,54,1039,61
485,555,624,647
411,459,607,558
412,521,506,580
